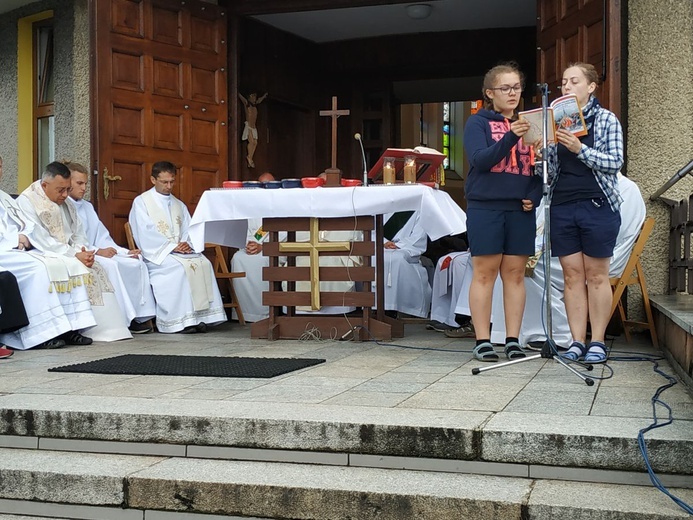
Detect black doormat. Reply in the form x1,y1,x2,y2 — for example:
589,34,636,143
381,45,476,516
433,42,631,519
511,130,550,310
48,354,325,378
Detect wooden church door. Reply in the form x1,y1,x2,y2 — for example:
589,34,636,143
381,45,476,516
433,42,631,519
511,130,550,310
537,0,622,117
93,0,228,246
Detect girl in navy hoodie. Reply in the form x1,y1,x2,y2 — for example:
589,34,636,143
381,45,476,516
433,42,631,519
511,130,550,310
463,62,540,362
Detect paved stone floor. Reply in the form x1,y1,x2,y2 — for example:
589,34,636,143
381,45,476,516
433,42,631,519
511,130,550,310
1,321,691,422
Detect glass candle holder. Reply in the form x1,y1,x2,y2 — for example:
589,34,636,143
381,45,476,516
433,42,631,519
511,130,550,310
382,156,396,185
403,155,416,184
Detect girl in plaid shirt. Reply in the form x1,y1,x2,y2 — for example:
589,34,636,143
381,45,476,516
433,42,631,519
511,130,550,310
539,62,624,364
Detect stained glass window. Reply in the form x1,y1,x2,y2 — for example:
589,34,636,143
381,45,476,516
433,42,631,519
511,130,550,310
442,102,450,169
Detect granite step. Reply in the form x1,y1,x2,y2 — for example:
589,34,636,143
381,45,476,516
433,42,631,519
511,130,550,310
0,394,692,481
0,447,692,520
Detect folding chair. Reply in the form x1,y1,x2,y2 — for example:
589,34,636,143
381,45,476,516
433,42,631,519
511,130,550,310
205,244,246,325
609,217,658,347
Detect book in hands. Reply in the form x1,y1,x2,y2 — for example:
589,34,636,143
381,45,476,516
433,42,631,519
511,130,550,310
518,93,588,146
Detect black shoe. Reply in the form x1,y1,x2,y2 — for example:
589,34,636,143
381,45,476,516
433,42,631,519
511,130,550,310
36,338,67,349
195,322,208,333
129,320,153,334
426,320,454,332
60,331,93,346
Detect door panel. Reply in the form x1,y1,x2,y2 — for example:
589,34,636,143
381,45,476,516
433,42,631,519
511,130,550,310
94,0,228,247
537,0,621,116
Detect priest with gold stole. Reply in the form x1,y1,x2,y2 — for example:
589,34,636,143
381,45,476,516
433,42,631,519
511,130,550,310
129,161,226,333
17,162,132,342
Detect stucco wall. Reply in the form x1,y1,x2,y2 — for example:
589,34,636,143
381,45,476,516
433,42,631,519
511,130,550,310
627,0,693,314
0,0,90,194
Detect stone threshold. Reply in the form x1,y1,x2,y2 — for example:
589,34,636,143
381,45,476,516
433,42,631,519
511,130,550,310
1,449,692,520
1,434,692,489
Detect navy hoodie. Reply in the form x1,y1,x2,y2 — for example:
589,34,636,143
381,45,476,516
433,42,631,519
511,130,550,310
463,109,541,210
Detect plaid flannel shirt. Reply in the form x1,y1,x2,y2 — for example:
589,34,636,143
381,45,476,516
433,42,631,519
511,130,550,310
538,97,624,212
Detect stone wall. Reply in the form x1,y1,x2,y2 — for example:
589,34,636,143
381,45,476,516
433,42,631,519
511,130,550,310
627,0,693,316
0,0,90,194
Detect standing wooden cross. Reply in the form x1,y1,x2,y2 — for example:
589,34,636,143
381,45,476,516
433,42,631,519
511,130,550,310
279,218,351,310
319,96,350,170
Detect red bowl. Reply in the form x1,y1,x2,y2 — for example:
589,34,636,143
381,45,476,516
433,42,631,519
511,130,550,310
301,177,325,188
222,180,243,188
341,178,363,187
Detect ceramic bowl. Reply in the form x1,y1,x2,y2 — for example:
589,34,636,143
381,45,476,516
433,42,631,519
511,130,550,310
263,180,282,189
301,177,325,188
340,178,363,187
222,180,243,189
281,178,302,189
242,181,263,189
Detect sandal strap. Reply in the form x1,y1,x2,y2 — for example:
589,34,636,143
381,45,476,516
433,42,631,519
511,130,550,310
564,341,586,361
473,343,499,361
585,342,608,363
504,341,526,359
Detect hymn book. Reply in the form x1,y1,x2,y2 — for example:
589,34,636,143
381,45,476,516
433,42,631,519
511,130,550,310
518,93,588,146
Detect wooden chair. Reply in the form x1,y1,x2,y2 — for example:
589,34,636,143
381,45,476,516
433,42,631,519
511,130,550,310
124,222,136,250
205,243,246,325
609,217,658,347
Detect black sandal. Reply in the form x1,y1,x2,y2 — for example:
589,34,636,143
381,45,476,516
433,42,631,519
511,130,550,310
61,331,93,346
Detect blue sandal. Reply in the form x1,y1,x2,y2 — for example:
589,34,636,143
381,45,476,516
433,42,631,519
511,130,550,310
585,341,608,364
563,341,586,361
473,342,499,362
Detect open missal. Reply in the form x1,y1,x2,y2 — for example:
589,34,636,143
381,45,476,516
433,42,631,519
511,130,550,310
367,146,445,184
518,93,587,146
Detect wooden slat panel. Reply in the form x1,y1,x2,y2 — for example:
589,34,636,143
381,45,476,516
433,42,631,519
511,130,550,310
250,315,397,341
263,266,375,282
263,292,375,308
263,241,374,257
262,216,375,232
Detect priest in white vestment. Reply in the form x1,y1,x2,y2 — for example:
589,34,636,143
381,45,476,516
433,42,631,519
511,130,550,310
67,162,156,333
128,161,226,333
17,162,133,342
0,169,96,349
380,211,432,318
451,174,646,347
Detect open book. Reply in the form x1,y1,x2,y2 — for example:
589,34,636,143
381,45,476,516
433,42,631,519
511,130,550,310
518,93,587,146
367,146,445,183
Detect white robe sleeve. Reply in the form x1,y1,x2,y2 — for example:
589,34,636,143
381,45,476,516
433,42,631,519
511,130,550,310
81,200,129,254
0,206,20,251
16,195,82,256
391,212,427,262
610,176,646,277
129,195,176,265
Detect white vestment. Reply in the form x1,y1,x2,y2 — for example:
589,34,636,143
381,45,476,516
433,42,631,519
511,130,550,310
0,190,96,349
230,218,287,322
70,197,156,322
17,182,133,342
452,174,647,347
129,188,226,333
380,211,432,318
430,251,471,327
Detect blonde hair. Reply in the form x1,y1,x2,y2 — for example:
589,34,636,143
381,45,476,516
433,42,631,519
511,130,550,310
481,62,525,111
566,62,600,89
61,159,88,175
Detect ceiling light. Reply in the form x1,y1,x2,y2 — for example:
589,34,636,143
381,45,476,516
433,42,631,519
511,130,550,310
406,4,433,20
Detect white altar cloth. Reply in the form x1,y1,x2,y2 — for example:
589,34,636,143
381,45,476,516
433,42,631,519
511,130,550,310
188,185,467,252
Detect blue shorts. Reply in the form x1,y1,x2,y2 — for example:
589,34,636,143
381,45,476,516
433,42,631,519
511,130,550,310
466,208,535,257
550,198,621,258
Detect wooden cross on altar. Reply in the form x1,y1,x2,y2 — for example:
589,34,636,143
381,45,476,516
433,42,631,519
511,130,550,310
279,218,351,310
319,96,350,170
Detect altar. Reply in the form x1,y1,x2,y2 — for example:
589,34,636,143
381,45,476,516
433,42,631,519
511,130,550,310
189,185,466,340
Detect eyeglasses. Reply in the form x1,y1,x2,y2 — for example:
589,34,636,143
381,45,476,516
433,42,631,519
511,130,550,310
491,84,523,95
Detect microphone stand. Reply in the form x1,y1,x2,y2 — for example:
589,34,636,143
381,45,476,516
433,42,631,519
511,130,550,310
471,83,594,385
355,133,368,187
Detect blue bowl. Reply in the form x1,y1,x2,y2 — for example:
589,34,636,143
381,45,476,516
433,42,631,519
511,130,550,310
263,180,282,189
242,181,263,189
281,178,302,189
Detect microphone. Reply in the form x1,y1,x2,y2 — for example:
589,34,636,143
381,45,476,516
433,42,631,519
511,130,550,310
354,133,368,186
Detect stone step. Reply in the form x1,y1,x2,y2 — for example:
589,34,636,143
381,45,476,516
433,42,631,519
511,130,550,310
1,394,692,479
0,448,692,520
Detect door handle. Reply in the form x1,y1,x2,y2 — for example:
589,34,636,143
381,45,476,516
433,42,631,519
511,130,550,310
103,167,122,200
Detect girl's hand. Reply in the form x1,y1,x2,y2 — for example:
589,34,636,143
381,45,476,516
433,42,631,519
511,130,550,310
556,129,582,154
532,138,544,159
521,199,533,212
510,119,531,137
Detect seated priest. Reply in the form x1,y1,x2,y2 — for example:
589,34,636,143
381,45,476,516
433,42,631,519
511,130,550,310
1,155,97,349
230,172,286,322
380,210,432,318
129,161,226,333
17,162,133,342
0,270,29,357
450,173,646,347
429,251,476,337
66,161,156,334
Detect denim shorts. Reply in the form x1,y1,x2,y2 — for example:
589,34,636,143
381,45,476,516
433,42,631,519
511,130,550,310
550,198,621,258
466,207,535,257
